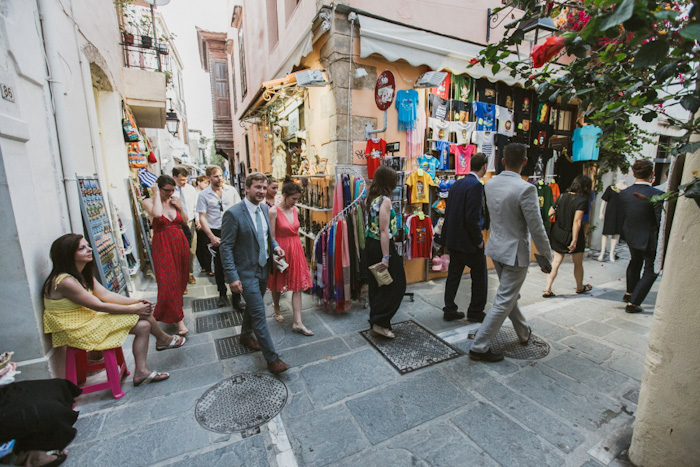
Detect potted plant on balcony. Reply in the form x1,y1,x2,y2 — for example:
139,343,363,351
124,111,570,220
121,26,135,45
157,43,169,55
139,16,153,48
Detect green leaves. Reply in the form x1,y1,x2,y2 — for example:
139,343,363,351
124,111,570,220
679,23,700,40
598,0,635,31
633,39,670,69
654,10,681,21
680,95,700,113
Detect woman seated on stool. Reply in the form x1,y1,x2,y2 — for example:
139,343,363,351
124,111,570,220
43,234,185,387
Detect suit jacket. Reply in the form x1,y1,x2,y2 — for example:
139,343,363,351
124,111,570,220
484,171,553,267
620,183,663,252
220,201,280,283
442,173,484,254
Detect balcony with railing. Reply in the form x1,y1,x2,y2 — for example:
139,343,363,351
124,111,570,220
121,34,169,128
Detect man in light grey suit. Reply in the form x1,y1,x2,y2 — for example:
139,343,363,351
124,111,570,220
220,172,290,374
470,143,553,362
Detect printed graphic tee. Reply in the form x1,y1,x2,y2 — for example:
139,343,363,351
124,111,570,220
451,121,476,145
572,125,603,161
429,94,449,120
417,154,439,180
452,74,471,102
473,101,496,131
496,106,515,137
451,144,477,175
429,117,452,141
395,89,419,131
474,131,496,172
365,138,386,179
430,73,451,99
406,214,434,259
435,141,451,170
406,170,437,204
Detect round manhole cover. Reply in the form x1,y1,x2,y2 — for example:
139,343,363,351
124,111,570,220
195,373,288,433
490,326,550,360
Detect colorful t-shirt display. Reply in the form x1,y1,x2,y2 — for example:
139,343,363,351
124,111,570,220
364,138,386,179
429,117,452,141
430,73,451,99
395,89,419,131
406,214,434,259
473,101,496,131
572,125,603,161
451,121,476,145
417,154,439,179
474,131,496,172
452,74,471,102
496,105,515,137
451,144,477,175
429,94,449,120
451,100,470,122
435,141,451,170
406,170,437,204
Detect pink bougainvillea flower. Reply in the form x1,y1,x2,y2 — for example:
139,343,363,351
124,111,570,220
531,36,567,68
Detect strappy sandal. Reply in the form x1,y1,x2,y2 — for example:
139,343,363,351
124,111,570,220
542,291,556,298
156,335,186,351
292,325,314,336
134,371,169,387
274,313,285,323
576,284,593,294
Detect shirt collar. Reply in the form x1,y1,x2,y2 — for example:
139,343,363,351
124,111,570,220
243,197,261,213
634,181,652,186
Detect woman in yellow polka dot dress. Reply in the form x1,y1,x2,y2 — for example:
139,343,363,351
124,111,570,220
43,234,185,386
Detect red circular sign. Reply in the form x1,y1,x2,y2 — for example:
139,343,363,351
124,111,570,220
374,70,395,111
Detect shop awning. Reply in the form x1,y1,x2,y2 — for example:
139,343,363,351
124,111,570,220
357,14,524,87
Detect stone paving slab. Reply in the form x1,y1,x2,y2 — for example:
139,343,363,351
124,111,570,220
544,351,630,394
575,320,619,337
165,435,270,467
559,335,615,364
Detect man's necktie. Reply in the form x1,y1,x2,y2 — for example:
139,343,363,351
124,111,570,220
255,207,267,267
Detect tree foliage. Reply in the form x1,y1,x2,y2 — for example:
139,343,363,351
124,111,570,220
474,0,700,175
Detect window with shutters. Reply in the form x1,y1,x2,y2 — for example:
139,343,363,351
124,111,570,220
231,63,238,114
238,27,247,98
212,60,231,119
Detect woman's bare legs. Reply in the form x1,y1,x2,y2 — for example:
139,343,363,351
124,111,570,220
129,320,152,381
143,315,176,346
572,252,584,290
544,252,565,294
291,291,313,335
177,319,188,335
271,290,283,321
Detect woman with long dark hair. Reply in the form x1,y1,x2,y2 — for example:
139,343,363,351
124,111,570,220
543,174,594,296
142,175,190,336
365,165,406,338
43,234,184,387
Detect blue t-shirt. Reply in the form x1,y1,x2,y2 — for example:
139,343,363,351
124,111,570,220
473,101,496,131
417,154,439,179
572,125,603,161
435,141,451,170
395,89,419,131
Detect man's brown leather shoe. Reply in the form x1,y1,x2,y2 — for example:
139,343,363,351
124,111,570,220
239,335,260,351
267,358,290,374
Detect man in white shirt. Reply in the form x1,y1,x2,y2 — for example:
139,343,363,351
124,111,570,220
197,165,243,309
172,166,200,285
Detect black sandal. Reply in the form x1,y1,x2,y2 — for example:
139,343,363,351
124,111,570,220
576,284,593,294
542,291,556,298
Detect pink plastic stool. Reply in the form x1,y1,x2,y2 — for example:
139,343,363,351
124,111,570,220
65,347,129,399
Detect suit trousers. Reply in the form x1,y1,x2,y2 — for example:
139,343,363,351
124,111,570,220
471,260,530,353
443,249,487,315
240,265,278,363
196,228,213,273
627,247,658,306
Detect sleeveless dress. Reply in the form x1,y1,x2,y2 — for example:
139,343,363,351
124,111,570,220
268,206,312,292
43,273,139,350
152,211,189,323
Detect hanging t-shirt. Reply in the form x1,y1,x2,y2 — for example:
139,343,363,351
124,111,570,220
406,170,437,204
572,125,603,161
451,144,477,175
429,117,452,141
451,121,476,145
429,94,449,120
406,214,434,259
536,184,553,221
395,89,419,131
430,73,451,99
365,138,386,179
452,74,471,102
434,141,451,170
416,154,439,180
496,106,515,137
473,101,496,131
474,131,496,171
451,100,470,122
495,133,509,174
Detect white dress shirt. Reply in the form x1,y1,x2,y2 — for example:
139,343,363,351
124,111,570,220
244,197,269,260
173,183,198,222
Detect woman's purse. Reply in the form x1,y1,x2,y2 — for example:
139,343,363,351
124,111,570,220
369,262,393,286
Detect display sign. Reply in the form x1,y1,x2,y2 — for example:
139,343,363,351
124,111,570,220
386,142,400,154
374,70,395,111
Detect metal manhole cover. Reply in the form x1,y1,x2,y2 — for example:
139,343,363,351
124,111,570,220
192,297,229,313
360,320,463,374
469,326,550,359
195,373,288,433
196,311,242,333
215,335,258,360
623,388,640,404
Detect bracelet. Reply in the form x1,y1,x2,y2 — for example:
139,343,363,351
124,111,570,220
382,255,390,260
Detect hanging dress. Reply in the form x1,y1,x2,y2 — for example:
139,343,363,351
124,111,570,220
151,211,189,323
268,206,312,292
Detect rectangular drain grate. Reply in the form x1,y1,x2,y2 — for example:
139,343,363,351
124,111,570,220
192,297,229,313
196,311,243,333
360,320,463,375
215,335,258,360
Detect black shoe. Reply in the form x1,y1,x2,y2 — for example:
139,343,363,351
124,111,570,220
625,303,643,314
217,296,228,308
520,326,532,346
443,311,465,321
622,293,632,303
231,296,245,311
469,348,504,362
466,311,486,323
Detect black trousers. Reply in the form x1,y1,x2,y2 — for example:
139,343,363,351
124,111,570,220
627,247,658,306
196,228,212,272
443,249,488,315
211,228,241,304
366,237,406,329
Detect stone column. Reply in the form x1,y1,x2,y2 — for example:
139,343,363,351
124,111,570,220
628,151,700,465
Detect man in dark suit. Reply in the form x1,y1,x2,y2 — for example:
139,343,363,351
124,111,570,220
620,159,663,313
220,172,290,373
441,153,488,322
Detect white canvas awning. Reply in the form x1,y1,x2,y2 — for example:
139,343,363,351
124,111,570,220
357,14,524,86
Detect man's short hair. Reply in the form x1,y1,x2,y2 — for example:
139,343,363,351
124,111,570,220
246,172,268,188
172,166,188,178
632,159,654,179
504,143,527,168
470,153,487,172
205,165,222,177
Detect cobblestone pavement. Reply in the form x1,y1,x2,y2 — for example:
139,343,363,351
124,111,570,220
64,250,653,466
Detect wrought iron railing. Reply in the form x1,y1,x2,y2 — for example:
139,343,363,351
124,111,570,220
121,35,170,72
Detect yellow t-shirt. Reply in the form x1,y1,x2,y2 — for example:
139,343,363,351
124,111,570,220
406,170,437,203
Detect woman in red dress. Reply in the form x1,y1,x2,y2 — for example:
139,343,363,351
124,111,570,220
268,179,313,335
142,175,190,336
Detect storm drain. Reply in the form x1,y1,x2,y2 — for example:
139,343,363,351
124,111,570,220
623,388,640,404
192,297,229,313
360,320,463,375
195,373,288,433
469,326,550,359
214,335,258,360
195,311,243,333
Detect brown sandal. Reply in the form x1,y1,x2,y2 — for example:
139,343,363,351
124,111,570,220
576,284,593,294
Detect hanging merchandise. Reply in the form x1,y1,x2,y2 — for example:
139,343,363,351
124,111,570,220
452,74,471,102
430,73,451,99
364,137,387,179
147,151,158,164
416,153,439,179
429,94,449,120
137,167,158,187
496,106,515,137
272,144,287,180
572,125,603,161
395,89,419,131
122,116,139,142
434,140,451,170
406,104,426,160
451,144,477,175
536,181,554,221
451,121,476,145
473,101,496,131
405,211,434,259
428,117,451,141
406,169,437,203
474,131,496,172
128,142,148,168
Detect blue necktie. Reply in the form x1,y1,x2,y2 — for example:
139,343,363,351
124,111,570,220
255,207,266,267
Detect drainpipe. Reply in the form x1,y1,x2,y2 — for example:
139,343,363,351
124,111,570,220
346,12,356,165
37,0,83,233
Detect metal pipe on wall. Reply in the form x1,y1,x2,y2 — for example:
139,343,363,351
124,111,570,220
346,12,356,164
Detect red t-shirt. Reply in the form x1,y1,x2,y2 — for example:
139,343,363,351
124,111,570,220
365,138,386,179
407,214,434,259
430,73,451,100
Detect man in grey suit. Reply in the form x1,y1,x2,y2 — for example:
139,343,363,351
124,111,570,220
470,143,553,362
220,172,290,374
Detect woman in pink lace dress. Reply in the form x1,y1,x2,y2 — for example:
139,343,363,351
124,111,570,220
268,179,313,335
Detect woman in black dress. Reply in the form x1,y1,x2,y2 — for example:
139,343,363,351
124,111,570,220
543,175,593,297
